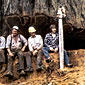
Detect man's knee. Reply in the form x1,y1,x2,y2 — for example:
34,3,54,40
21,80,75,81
42,47,50,52
42,47,46,51
38,49,43,55
18,51,23,56
7,55,13,63
26,51,32,57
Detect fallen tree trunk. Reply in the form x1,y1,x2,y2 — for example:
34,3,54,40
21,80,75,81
0,0,85,49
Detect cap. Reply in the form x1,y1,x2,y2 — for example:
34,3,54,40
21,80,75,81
12,26,19,30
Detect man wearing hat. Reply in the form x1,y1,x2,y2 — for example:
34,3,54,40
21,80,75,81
42,24,73,67
27,26,43,72
0,33,6,73
5,26,27,77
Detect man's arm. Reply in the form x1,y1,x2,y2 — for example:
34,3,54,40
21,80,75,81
28,38,33,52
44,34,50,48
37,35,43,50
28,38,38,56
55,33,59,50
1,37,5,49
6,35,14,56
44,34,54,51
20,35,27,51
7,48,14,56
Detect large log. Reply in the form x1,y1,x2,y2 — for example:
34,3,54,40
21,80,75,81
2,0,85,29
0,0,85,49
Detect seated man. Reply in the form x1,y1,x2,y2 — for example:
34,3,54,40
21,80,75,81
0,33,6,73
42,24,73,67
5,26,27,77
26,26,43,72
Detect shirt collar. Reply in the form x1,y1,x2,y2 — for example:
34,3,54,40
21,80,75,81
50,32,58,36
11,34,19,38
31,35,36,38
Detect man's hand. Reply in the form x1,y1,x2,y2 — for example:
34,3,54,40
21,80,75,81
54,48,58,53
21,47,25,52
33,50,38,56
9,52,14,56
21,45,26,52
7,48,14,56
56,14,60,18
50,47,54,51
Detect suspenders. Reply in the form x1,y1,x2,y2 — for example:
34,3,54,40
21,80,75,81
9,34,23,49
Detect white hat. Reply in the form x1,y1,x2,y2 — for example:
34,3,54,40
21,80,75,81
28,26,36,32
12,26,19,30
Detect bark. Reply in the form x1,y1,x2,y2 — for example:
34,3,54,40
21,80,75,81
2,0,85,28
0,0,85,49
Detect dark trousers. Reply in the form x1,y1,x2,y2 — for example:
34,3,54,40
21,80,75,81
25,49,43,68
0,49,5,63
7,50,24,72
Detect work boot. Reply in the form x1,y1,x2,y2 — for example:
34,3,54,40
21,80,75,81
5,71,13,77
25,67,33,72
66,64,73,68
36,65,41,71
36,65,43,71
20,70,25,76
0,64,6,73
46,58,53,63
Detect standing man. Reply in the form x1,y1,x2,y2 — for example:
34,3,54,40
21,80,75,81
27,26,43,71
0,33,6,73
42,24,73,67
5,26,27,77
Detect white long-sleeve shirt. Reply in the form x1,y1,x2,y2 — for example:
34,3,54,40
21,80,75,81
28,35,43,51
6,34,27,50
0,36,5,49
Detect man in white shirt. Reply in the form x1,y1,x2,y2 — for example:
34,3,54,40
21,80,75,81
0,33,6,73
27,26,43,72
5,26,27,77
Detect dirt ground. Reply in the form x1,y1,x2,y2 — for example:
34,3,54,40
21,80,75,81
0,49,85,85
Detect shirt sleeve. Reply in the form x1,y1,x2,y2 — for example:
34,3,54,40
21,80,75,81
55,33,59,48
28,38,33,51
44,34,51,48
6,35,11,49
20,35,27,46
37,35,43,49
1,37,5,49
3,37,5,48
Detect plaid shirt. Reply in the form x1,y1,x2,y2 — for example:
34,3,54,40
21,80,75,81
44,33,59,49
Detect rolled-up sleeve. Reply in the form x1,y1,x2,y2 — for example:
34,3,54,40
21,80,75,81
6,35,11,49
20,35,27,46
